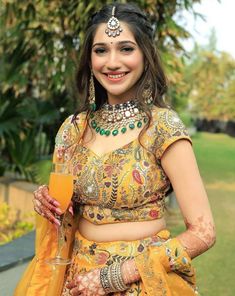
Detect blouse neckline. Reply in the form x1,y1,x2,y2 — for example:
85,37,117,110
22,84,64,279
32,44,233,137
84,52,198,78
80,137,138,159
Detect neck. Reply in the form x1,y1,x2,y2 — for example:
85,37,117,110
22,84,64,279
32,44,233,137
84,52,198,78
105,99,136,108
107,90,136,105
107,97,132,105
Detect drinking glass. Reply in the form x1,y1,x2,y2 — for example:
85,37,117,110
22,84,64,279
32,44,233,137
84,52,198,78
45,163,74,265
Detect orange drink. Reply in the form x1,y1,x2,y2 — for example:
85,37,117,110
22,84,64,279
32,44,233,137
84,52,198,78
46,163,74,265
49,172,74,213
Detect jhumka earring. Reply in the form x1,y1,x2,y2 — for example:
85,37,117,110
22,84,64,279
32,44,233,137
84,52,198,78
105,6,123,37
143,82,154,106
88,71,96,111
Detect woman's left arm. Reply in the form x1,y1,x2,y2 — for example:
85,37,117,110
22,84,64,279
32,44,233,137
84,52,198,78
161,139,216,258
121,139,216,285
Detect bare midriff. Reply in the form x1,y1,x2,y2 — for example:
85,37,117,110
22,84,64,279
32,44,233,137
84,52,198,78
78,216,166,242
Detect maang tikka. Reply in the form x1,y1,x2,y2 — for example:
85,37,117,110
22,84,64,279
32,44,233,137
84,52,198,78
88,71,96,111
105,6,123,37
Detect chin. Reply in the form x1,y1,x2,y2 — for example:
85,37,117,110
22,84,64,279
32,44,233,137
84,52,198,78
105,86,135,98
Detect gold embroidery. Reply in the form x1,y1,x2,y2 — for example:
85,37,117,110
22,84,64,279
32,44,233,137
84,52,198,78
54,107,192,225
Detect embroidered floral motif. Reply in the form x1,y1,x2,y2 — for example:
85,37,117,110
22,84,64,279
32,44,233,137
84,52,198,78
135,237,198,296
54,107,192,225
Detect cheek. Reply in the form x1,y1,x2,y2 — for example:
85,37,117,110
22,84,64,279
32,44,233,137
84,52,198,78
127,53,144,73
91,54,104,71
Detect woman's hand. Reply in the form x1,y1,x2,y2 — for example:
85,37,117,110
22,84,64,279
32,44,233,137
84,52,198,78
32,185,65,225
121,259,140,284
66,269,106,296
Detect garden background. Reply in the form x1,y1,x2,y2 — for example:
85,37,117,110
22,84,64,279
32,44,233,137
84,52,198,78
0,1,235,295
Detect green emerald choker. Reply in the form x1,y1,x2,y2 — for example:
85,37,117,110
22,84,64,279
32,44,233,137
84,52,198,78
89,100,148,137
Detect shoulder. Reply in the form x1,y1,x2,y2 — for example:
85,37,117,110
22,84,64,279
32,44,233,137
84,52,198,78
151,106,185,129
150,106,192,159
54,112,87,159
151,106,189,135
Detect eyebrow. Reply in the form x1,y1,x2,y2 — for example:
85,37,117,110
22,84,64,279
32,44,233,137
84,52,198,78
92,40,137,48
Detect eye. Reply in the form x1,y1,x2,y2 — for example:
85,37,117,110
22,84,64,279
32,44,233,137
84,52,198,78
121,47,135,53
94,48,106,54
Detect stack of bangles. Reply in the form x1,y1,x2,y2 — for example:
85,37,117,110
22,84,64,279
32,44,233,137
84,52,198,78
100,262,130,293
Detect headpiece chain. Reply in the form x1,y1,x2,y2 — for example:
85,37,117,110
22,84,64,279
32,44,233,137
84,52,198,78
105,6,123,37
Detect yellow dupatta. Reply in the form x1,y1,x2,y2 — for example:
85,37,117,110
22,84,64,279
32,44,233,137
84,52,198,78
14,212,77,296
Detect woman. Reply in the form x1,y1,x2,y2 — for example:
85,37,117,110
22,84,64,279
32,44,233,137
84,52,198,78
15,3,216,296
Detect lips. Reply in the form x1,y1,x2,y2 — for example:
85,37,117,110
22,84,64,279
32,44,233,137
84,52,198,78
104,72,129,81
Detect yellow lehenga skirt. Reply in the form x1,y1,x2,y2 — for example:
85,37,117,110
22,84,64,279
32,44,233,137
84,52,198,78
15,213,197,296
62,230,197,296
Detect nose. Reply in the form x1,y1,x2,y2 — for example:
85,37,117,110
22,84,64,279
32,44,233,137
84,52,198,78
106,50,121,70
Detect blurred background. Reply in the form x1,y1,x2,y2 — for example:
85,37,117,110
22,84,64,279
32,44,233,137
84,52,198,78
0,0,234,295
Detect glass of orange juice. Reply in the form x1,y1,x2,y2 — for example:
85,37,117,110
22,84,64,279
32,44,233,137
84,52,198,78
46,163,74,265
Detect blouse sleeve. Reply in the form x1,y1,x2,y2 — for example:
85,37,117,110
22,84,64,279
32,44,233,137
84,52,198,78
154,108,192,160
52,115,81,164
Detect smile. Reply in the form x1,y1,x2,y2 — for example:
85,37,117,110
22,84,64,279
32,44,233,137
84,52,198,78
108,73,126,79
105,72,128,81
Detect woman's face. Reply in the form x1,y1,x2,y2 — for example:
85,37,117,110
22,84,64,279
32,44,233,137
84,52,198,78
91,22,144,105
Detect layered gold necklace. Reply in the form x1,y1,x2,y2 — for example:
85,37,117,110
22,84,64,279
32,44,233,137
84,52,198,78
89,100,148,137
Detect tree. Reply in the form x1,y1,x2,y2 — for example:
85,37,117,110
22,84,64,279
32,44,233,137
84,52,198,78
0,0,203,179
183,31,235,121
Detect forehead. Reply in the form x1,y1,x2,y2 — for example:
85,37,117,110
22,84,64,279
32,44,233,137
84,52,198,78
93,22,136,44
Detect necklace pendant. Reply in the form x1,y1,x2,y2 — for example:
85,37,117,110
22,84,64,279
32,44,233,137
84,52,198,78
112,129,119,136
108,115,113,122
134,108,139,114
90,99,146,137
125,110,131,118
116,113,123,121
121,127,127,134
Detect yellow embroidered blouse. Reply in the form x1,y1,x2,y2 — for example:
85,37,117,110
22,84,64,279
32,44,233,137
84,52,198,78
54,106,192,225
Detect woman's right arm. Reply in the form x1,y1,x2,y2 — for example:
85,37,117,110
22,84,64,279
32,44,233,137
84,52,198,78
33,114,80,225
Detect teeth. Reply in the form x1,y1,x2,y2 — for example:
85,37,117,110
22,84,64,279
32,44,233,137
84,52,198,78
108,73,126,79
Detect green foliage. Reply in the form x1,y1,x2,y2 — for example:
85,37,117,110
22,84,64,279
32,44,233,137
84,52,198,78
0,202,34,245
0,91,21,138
0,0,203,180
182,31,235,121
1,0,202,107
0,92,57,179
7,130,37,180
178,111,194,127
33,159,52,184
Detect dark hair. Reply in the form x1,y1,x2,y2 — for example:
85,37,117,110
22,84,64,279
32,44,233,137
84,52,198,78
75,2,168,141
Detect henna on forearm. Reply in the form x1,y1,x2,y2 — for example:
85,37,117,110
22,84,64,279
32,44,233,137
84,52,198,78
121,215,216,284
178,215,216,258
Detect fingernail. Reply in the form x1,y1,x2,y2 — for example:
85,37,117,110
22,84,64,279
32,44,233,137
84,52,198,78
56,208,62,215
68,207,74,216
53,200,60,207
55,219,61,226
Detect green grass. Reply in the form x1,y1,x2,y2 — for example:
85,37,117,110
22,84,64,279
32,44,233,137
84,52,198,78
192,132,235,183
170,132,235,296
